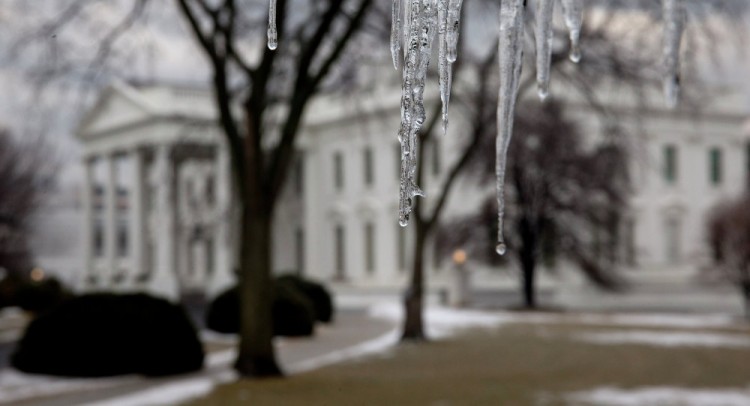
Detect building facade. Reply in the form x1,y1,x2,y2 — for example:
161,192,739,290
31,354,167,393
63,79,750,303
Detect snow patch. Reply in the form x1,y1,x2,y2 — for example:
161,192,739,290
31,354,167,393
575,330,750,348
0,369,136,405
369,302,515,338
80,377,216,406
567,386,750,406
286,330,399,374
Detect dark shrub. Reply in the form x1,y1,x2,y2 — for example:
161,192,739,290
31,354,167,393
16,277,72,314
205,287,239,334
273,281,315,337
276,274,334,323
205,281,315,337
0,274,22,309
12,293,204,377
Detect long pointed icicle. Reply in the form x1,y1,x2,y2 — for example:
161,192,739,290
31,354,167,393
391,0,402,70
438,0,450,134
560,0,583,63
439,0,464,135
496,0,525,256
662,0,686,108
535,0,555,101
267,0,278,50
398,0,437,227
446,0,463,63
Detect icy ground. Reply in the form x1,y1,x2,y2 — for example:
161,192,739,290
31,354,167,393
567,386,750,406
0,304,747,406
575,330,750,348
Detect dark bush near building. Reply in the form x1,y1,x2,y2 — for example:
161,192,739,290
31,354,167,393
276,274,334,323
16,277,72,314
0,273,22,309
205,278,317,337
11,293,204,377
0,274,71,314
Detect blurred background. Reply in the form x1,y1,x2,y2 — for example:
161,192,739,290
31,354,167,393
1,0,750,405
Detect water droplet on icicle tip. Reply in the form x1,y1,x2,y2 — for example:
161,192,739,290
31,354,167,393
537,85,549,102
267,0,278,51
495,243,507,256
267,31,278,50
569,42,581,63
399,214,409,227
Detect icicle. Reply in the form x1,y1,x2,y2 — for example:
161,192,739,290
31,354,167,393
391,0,403,70
398,0,438,227
662,0,686,108
560,0,583,63
438,0,450,134
496,0,525,255
445,0,463,63
267,0,278,50
535,0,554,101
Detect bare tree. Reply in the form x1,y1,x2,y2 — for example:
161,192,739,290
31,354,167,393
173,0,375,377
0,130,55,275
398,0,745,338
439,101,628,309
6,0,378,377
706,194,750,319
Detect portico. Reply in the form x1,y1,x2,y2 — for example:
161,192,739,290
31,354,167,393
76,82,235,300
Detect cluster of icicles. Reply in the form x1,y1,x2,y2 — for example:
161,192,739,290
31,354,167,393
267,0,686,256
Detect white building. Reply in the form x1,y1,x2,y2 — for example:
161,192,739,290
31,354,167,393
30,77,749,309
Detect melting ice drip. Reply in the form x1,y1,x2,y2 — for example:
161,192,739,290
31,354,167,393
663,0,686,108
265,0,687,256
267,0,278,50
390,0,464,227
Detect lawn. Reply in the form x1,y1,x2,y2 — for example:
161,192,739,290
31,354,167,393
185,314,750,405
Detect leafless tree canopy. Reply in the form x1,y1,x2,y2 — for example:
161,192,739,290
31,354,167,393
438,101,629,307
0,131,55,274
706,194,750,317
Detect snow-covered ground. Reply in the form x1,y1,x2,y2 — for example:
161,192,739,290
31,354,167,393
567,386,750,406
1,304,748,406
575,330,750,348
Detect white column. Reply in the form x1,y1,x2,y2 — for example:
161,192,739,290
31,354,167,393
129,148,145,291
149,145,178,301
81,156,95,291
104,153,118,290
209,143,235,297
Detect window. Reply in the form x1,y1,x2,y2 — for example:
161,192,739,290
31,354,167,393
665,216,681,264
431,139,441,176
397,224,406,272
365,222,375,273
624,218,637,266
94,220,104,258
334,225,345,279
295,228,304,276
205,238,215,275
117,222,128,257
363,147,374,187
295,154,304,195
663,145,678,184
709,147,723,186
334,152,344,191
206,176,216,205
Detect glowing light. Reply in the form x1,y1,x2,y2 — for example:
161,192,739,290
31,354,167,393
452,249,467,265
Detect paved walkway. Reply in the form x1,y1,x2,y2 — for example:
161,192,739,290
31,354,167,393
1,308,396,406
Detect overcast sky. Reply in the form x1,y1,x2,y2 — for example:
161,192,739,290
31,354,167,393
0,0,748,189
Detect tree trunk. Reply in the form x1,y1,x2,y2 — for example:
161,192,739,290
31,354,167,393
402,221,427,341
234,204,282,377
521,254,537,309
